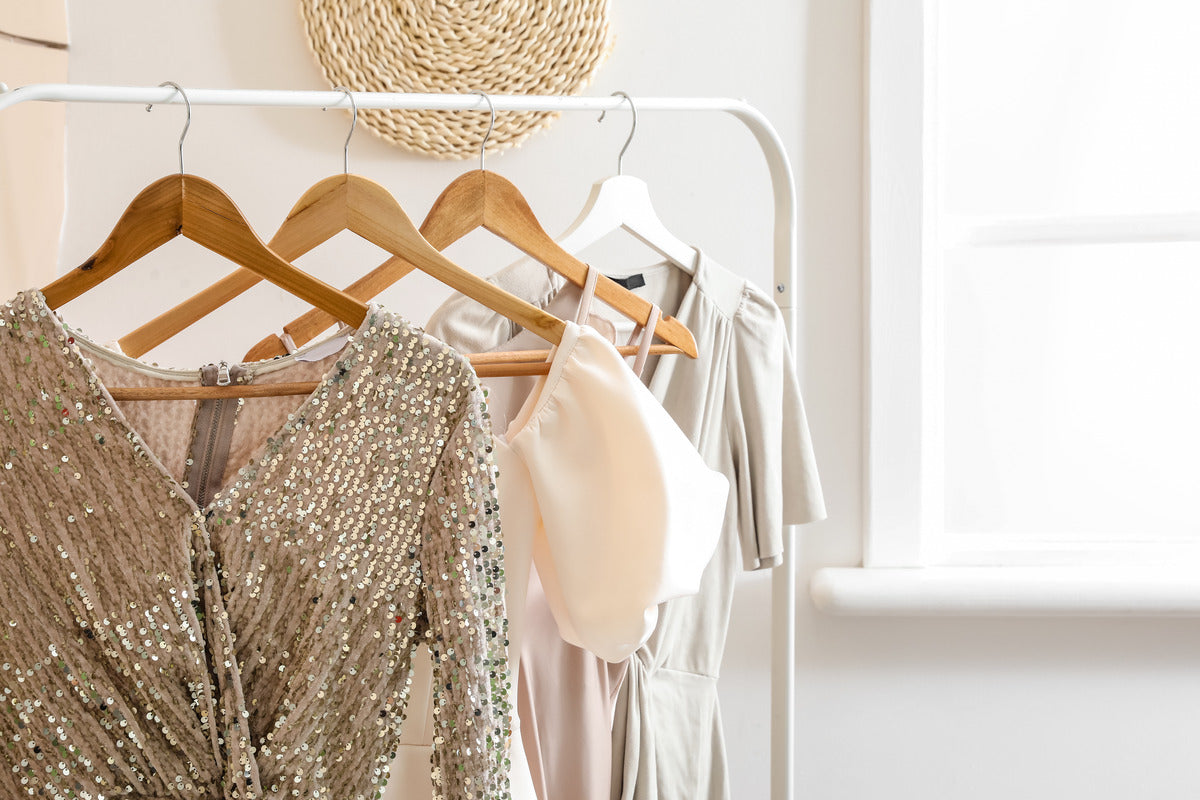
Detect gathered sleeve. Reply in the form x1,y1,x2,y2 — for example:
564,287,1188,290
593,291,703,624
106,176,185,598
415,382,512,800
508,328,728,664
727,286,827,571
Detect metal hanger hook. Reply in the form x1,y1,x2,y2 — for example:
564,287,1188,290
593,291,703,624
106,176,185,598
146,81,191,175
471,91,496,171
326,86,358,174
597,91,636,176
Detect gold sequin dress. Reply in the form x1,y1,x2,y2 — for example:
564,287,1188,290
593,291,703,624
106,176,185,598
0,290,512,800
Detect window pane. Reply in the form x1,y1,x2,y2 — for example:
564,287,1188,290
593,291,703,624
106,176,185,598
939,0,1200,217
942,243,1200,540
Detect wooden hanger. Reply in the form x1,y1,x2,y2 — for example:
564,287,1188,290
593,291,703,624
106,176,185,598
124,92,698,364
556,93,697,273
42,83,369,402
242,166,703,362
119,89,569,374
240,92,697,361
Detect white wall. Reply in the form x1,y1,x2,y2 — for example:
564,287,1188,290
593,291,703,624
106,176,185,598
47,1,1200,798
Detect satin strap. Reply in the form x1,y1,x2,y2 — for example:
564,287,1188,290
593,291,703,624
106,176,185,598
572,264,661,379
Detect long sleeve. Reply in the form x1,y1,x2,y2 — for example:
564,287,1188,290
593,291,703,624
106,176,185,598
416,383,512,800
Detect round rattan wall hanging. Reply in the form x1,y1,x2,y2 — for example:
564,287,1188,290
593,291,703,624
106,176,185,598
299,0,614,160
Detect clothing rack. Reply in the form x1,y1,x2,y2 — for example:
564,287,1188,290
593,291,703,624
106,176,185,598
0,83,803,800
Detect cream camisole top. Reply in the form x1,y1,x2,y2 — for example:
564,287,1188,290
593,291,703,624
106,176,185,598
387,267,727,800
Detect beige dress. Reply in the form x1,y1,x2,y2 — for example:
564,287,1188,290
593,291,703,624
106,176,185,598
388,269,728,800
0,290,513,800
425,250,827,800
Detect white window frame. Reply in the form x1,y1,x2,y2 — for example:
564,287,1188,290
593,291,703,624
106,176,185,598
864,0,939,570
813,0,1200,615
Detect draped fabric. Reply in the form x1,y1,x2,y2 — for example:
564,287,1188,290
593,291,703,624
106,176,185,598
424,250,826,800
1,292,513,799
387,318,727,800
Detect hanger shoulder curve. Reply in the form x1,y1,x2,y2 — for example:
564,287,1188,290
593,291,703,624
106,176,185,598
124,171,568,360
410,169,696,356
177,175,368,329
43,175,185,309
118,174,355,358
448,170,697,356
238,173,484,361
269,173,354,257
409,169,486,248
557,174,698,273
477,170,589,285
48,172,368,332
337,174,567,347
273,172,565,349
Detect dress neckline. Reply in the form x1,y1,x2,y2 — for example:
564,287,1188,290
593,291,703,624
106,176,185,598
23,288,380,519
496,255,708,444
567,251,706,400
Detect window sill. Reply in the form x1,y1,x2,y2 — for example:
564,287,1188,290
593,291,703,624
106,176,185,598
810,566,1200,616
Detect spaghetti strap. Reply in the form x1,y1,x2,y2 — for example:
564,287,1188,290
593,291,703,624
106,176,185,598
627,302,661,379
569,264,656,377
279,330,299,355
543,263,601,365
574,264,601,325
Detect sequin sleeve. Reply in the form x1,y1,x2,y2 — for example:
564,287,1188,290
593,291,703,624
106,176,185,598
416,380,511,800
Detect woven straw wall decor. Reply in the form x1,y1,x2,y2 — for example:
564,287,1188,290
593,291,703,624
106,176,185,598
299,0,614,160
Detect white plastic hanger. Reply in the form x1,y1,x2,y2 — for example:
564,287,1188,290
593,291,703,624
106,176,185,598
555,91,698,274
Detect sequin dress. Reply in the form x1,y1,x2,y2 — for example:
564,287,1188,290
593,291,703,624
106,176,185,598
0,290,512,800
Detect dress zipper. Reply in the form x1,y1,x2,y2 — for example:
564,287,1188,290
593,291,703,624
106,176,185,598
183,360,246,508
194,361,230,507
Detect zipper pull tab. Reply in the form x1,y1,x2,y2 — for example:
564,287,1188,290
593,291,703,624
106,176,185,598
215,360,232,387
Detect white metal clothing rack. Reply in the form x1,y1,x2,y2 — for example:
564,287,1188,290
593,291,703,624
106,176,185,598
0,83,803,800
